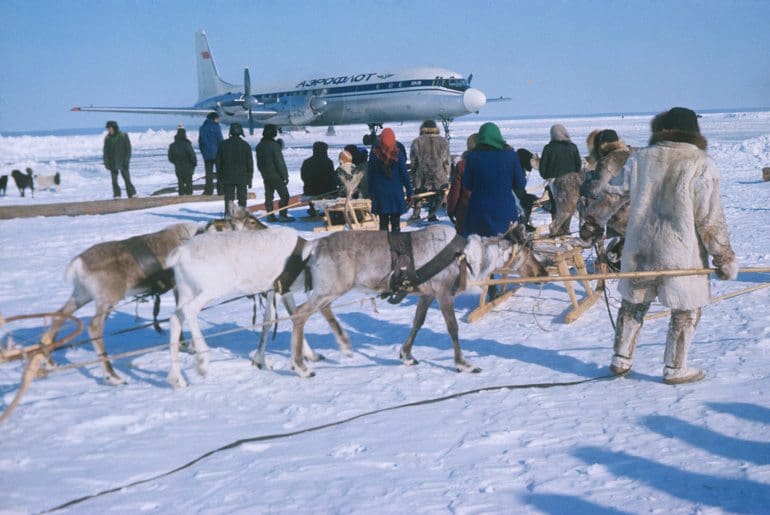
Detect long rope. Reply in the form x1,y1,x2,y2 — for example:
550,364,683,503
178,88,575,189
43,372,618,513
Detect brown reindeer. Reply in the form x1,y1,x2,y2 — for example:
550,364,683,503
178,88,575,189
43,205,263,384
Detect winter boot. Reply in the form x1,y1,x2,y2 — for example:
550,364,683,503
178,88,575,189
278,213,296,222
265,214,279,223
662,308,704,384
610,300,651,375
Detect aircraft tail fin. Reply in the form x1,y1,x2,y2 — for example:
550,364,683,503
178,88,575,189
195,29,235,103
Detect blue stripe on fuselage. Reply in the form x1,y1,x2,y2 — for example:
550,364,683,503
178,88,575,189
197,80,467,108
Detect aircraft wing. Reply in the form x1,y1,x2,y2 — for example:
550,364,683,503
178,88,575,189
71,106,216,116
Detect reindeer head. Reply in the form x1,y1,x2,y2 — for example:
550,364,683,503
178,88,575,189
465,225,547,281
199,203,266,234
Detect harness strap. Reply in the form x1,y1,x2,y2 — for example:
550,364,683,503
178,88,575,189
384,233,467,304
124,237,173,331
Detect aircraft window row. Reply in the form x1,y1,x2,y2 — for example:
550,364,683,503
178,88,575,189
247,78,469,102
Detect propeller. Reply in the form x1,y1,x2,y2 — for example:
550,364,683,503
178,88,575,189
467,73,473,86
216,67,258,134
243,68,256,135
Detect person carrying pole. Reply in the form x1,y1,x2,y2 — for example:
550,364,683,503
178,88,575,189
580,107,738,384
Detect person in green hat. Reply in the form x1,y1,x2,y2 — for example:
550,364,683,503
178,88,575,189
460,122,526,237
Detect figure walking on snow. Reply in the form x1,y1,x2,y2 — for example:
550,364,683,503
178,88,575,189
103,120,136,199
580,107,738,384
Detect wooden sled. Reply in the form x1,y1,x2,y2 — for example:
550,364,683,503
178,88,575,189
312,198,382,232
468,236,603,323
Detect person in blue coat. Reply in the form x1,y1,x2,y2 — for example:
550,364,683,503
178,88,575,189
367,128,413,232
198,112,224,195
461,122,526,237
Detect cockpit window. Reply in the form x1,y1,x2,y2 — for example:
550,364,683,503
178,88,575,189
439,78,469,91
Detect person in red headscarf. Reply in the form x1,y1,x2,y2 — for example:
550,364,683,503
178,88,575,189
367,128,413,232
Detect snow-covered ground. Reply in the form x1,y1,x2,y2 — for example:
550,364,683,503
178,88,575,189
1,112,769,514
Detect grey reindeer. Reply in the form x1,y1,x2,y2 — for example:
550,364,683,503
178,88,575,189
288,224,547,377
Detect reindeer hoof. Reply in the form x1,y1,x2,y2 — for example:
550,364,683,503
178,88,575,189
400,351,418,366
104,374,127,386
304,352,326,362
456,363,481,373
167,373,188,388
292,364,316,378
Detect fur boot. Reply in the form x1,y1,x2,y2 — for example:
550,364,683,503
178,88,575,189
663,308,704,384
610,300,651,374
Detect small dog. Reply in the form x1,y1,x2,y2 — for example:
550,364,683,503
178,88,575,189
11,169,34,197
0,175,7,196
35,172,61,192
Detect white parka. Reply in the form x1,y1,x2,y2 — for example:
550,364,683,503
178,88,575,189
596,132,736,310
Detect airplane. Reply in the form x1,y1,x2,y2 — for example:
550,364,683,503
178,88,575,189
72,29,502,138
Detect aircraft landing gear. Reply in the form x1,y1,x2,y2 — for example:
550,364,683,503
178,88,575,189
363,123,383,146
440,117,453,142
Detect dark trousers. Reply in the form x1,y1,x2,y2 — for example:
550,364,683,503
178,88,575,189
223,182,248,215
176,173,193,196
264,178,290,216
378,213,401,233
203,160,220,195
110,167,136,198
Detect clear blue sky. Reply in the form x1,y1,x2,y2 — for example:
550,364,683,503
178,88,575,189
1,0,768,133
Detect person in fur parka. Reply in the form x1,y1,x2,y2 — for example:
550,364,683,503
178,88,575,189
581,129,632,239
409,120,451,221
580,107,738,384
539,124,583,236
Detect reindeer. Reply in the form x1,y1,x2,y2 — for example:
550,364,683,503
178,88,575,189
43,205,263,384
165,225,324,387
288,224,547,377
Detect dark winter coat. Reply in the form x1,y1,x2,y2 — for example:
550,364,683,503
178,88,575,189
103,129,131,170
367,144,413,215
198,118,223,161
539,141,581,180
301,142,337,196
216,135,254,185
461,146,526,237
168,136,197,176
255,138,289,183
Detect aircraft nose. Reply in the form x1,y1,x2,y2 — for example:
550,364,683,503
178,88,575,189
463,88,486,113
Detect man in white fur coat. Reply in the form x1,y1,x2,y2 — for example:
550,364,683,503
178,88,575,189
580,107,738,384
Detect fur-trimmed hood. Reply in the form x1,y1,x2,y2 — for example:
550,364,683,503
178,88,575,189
649,129,707,150
599,140,629,157
419,126,441,136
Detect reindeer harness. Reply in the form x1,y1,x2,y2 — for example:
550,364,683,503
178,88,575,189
123,236,173,332
382,233,467,304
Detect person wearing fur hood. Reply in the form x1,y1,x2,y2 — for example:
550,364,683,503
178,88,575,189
409,120,451,221
539,124,583,236
580,107,738,384
581,129,632,239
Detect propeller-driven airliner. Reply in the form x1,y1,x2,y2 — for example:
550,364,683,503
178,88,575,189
72,30,501,137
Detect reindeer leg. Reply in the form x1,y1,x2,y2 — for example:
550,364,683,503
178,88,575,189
290,295,336,378
252,291,273,369
167,306,187,388
89,303,126,385
282,293,325,362
181,295,211,377
320,304,351,356
42,293,89,368
400,295,433,366
438,294,480,373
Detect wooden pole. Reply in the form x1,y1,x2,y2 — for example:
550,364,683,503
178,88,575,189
467,266,770,288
